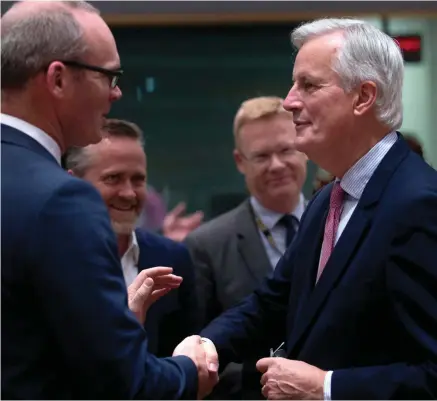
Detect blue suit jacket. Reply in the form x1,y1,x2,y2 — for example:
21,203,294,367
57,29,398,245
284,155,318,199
201,136,437,399
1,124,198,400
135,229,200,357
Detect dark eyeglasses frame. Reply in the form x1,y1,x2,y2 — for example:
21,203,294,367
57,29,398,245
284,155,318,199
61,60,123,89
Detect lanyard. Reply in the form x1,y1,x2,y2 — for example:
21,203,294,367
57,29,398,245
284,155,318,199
253,212,283,254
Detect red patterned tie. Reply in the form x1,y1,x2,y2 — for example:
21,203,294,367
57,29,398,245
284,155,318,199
316,182,345,282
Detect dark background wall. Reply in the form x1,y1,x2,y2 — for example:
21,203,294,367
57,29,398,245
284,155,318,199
109,23,317,217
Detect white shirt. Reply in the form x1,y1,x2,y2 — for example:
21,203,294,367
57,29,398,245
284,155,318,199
250,193,306,268
120,231,140,287
1,113,62,165
323,131,398,400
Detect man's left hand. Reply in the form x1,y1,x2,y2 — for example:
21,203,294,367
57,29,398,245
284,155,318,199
256,358,327,400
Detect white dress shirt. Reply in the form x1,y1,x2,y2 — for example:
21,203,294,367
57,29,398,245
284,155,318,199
323,131,398,400
1,113,62,165
120,231,140,287
250,193,306,268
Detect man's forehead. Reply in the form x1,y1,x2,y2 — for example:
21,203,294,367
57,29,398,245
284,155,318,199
293,36,342,80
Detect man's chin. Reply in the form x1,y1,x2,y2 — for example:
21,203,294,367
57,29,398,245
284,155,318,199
111,220,136,235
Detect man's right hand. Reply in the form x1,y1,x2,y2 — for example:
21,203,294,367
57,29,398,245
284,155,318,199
173,335,219,399
128,267,182,324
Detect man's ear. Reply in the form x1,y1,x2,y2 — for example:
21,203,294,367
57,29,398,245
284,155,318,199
67,169,75,176
233,148,246,175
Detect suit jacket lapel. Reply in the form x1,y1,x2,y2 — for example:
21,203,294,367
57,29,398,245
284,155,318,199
236,200,272,283
288,137,410,354
285,189,329,342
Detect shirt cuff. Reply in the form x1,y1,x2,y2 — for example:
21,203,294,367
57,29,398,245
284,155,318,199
323,370,333,400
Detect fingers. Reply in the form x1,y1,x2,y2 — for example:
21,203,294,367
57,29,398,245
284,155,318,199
169,202,187,218
128,269,150,294
128,268,178,298
152,274,183,287
256,357,274,373
148,288,172,305
201,338,219,372
141,266,173,279
260,372,268,386
172,335,202,356
172,336,218,399
129,277,154,312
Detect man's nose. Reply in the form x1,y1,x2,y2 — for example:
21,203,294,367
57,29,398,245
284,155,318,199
283,85,302,114
110,85,122,102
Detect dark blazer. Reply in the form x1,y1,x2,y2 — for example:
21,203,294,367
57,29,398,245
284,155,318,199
1,124,198,400
135,229,200,357
185,200,272,325
185,200,275,399
201,136,437,399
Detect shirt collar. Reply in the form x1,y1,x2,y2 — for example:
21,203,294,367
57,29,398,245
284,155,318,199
340,131,398,200
122,231,140,265
1,113,62,165
250,193,306,230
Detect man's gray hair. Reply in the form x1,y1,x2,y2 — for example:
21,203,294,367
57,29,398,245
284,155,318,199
1,1,100,90
291,18,404,130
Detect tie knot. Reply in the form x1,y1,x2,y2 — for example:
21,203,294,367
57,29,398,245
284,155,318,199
279,214,297,229
330,182,345,209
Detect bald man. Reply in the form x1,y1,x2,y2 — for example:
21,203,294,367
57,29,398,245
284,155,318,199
1,2,217,399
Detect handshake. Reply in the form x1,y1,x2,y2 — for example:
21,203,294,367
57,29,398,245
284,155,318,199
173,336,219,399
127,267,219,399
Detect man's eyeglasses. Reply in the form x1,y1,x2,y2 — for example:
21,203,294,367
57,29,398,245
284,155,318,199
61,60,123,89
240,147,297,167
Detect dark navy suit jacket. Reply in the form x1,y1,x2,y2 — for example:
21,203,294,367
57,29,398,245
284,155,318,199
1,124,198,400
201,136,437,399
135,229,200,357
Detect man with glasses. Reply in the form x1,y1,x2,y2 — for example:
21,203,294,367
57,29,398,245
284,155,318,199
1,1,217,399
185,96,308,399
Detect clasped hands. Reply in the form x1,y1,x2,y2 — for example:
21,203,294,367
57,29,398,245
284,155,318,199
128,270,327,400
127,267,218,399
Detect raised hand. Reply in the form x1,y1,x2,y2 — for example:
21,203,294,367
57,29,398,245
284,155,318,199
162,202,204,242
128,267,182,324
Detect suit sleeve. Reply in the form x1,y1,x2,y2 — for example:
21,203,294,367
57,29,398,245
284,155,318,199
31,180,198,399
185,234,222,327
198,241,294,368
332,193,437,399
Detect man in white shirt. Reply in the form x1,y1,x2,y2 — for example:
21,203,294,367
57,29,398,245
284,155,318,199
65,118,201,357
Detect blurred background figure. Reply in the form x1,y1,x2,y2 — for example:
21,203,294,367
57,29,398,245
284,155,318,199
137,184,169,231
137,192,204,242
162,202,204,242
312,167,335,194
185,96,308,399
